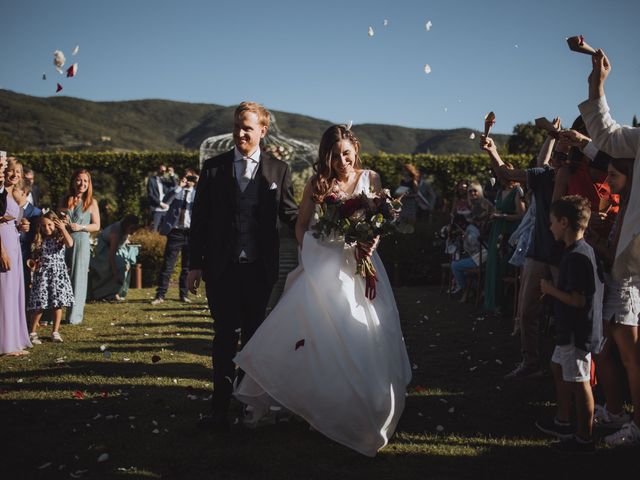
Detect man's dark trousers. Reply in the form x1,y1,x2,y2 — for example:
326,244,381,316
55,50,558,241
156,228,190,299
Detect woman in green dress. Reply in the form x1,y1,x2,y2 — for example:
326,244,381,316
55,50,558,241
483,173,525,312
89,215,140,301
62,169,101,324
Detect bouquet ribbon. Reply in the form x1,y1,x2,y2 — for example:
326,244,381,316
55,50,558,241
355,246,378,301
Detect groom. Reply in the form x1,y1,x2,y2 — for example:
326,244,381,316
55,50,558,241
187,102,298,431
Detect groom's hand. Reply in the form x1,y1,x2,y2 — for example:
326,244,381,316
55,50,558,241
187,269,202,294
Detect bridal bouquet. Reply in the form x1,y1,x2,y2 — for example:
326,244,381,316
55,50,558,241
311,189,412,300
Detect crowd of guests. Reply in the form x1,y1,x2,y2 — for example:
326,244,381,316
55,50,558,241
439,50,638,451
0,159,202,353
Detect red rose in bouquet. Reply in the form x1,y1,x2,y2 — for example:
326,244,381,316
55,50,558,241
339,197,365,218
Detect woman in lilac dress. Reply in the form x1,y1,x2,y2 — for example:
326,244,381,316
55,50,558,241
0,158,32,355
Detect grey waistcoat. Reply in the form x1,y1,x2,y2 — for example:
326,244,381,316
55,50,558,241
234,177,260,262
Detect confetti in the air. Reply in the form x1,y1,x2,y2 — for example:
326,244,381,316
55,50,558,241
97,453,109,463
444,107,448,112
56,83,63,93
72,45,80,55
383,19,388,27
423,64,432,74
368,26,374,37
425,20,433,31
295,339,305,350
514,44,519,49
469,132,476,139
53,50,66,73
42,73,46,80
66,63,78,78
436,425,444,432
346,120,353,130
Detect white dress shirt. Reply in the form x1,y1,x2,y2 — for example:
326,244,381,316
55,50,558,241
234,146,261,190
173,186,195,229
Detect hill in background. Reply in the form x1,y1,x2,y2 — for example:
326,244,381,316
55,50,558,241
0,89,510,154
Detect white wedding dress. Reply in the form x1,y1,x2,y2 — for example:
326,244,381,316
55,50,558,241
234,170,412,457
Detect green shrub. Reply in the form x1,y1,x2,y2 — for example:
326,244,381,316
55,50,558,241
130,229,167,287
19,152,199,220
362,152,531,204
19,151,530,220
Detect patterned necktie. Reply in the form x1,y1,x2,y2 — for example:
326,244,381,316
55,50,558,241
178,189,189,227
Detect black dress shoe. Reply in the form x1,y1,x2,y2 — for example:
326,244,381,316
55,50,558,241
198,413,230,433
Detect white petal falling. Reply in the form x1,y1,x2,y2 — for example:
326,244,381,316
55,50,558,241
423,64,431,74
425,20,433,31
53,50,66,69
72,45,80,55
368,26,374,37
469,132,476,139
383,19,388,27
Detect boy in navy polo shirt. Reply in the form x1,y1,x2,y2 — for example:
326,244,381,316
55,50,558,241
536,195,603,453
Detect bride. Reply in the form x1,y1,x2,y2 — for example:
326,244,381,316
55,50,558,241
234,125,412,457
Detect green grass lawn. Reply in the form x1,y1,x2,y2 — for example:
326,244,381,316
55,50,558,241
1,286,635,479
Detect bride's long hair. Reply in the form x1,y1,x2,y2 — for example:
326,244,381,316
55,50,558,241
311,125,363,203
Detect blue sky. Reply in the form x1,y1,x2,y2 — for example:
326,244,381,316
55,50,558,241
2,0,639,134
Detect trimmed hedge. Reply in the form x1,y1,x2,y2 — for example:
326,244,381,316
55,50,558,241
18,152,199,217
361,152,531,203
18,151,530,286
19,151,530,217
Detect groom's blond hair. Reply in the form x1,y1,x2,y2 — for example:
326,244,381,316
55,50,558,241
235,102,271,129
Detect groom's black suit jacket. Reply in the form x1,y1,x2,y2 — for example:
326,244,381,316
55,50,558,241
189,149,298,285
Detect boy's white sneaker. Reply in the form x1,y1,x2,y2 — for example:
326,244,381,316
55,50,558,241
594,404,631,429
29,333,42,345
604,421,640,447
52,331,64,343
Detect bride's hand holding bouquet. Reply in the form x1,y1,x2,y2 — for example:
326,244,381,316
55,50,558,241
311,188,410,300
